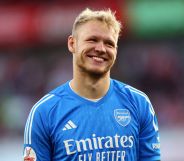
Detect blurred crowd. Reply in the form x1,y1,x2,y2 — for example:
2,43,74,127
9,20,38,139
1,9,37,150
0,45,73,137
116,40,184,128
0,39,184,138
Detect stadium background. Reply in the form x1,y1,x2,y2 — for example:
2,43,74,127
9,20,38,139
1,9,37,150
0,0,184,160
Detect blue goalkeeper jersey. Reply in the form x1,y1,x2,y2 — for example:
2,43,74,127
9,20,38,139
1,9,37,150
23,79,161,161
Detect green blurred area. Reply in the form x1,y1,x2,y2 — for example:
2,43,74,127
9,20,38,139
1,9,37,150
127,0,184,38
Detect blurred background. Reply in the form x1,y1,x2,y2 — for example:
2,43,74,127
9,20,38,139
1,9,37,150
0,0,184,160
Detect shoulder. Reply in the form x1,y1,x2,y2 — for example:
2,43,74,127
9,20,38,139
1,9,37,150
31,82,69,116
112,79,151,105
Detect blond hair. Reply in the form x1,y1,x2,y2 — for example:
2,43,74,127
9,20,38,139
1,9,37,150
72,8,122,38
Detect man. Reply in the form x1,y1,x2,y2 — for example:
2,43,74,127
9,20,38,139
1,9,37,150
23,8,161,161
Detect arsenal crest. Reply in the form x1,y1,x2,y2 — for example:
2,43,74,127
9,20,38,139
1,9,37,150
114,109,131,127
23,147,37,161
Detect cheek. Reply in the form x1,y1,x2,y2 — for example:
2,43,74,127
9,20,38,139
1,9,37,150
114,52,117,60
75,43,87,54
77,45,94,58
109,49,117,60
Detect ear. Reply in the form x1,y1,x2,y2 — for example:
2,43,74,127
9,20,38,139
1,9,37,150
68,35,75,53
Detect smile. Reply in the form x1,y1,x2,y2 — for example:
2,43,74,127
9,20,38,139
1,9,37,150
92,56,104,62
87,55,107,63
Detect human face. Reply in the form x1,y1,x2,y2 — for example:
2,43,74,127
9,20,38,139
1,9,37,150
68,20,118,76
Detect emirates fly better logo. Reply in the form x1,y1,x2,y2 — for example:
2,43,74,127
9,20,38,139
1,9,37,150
114,109,131,127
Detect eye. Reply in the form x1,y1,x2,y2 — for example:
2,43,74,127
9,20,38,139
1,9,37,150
105,41,115,48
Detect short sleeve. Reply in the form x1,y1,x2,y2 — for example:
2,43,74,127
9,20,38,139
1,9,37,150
23,94,54,161
139,100,161,161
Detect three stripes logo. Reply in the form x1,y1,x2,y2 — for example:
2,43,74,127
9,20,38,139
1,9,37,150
62,120,77,131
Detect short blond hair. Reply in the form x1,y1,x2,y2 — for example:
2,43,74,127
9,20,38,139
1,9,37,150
72,8,122,38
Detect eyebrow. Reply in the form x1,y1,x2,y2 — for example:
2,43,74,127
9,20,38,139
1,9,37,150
86,35,116,43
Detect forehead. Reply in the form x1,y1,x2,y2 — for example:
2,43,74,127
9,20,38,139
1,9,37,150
75,20,118,42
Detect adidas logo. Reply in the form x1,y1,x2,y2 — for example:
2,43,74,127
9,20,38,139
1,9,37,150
62,120,77,131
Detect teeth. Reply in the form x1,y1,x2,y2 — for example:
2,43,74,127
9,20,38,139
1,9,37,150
92,56,104,62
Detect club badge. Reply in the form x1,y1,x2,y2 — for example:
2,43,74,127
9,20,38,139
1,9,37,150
114,109,131,127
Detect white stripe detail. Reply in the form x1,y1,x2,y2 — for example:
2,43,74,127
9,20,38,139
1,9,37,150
24,118,30,144
62,127,67,131
25,94,54,144
62,120,77,131
65,124,72,130
125,85,151,103
24,94,50,144
29,94,54,144
68,120,77,128
125,85,158,131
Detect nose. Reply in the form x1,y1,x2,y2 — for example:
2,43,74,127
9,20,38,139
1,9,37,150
94,42,106,53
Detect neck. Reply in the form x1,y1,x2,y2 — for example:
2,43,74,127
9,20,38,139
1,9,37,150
70,71,110,99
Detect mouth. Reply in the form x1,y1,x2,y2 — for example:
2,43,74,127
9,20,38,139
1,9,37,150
87,55,107,63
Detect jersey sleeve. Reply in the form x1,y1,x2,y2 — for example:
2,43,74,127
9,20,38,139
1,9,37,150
23,94,56,161
139,97,161,161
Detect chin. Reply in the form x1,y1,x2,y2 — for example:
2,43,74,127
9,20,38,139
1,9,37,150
87,68,109,77
78,63,111,76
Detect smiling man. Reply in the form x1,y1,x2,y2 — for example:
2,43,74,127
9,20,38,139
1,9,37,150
23,8,161,161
